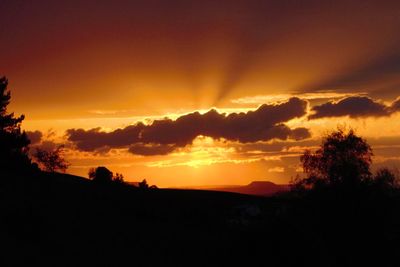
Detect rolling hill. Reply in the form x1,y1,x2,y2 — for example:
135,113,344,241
1,171,399,266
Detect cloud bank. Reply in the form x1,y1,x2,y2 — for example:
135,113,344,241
67,97,310,155
309,96,400,119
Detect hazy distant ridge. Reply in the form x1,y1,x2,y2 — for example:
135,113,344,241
176,181,289,196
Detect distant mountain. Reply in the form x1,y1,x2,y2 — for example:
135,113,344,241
199,181,289,196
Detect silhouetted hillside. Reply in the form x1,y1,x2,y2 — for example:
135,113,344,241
2,171,400,267
1,172,281,266
207,181,289,196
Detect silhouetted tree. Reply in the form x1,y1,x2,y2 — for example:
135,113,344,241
88,167,127,185
138,179,149,189
294,128,373,190
89,166,113,183
33,145,70,173
113,173,125,184
0,77,32,172
372,168,399,191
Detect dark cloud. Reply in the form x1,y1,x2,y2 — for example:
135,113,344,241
289,127,312,140
391,97,400,112
309,96,400,119
26,130,42,145
128,144,177,156
67,97,310,155
66,125,145,152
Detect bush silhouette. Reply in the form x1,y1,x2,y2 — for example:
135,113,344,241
0,77,33,173
113,173,125,184
137,179,157,189
33,145,70,173
88,166,126,184
372,167,399,192
294,128,373,191
88,166,113,183
138,179,149,189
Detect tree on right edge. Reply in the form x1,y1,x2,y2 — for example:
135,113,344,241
292,128,398,192
294,128,372,191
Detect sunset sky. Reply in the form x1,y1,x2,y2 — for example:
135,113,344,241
2,0,400,187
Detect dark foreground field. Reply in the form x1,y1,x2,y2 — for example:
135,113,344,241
1,172,400,267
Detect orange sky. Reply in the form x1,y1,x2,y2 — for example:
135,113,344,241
2,1,400,187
